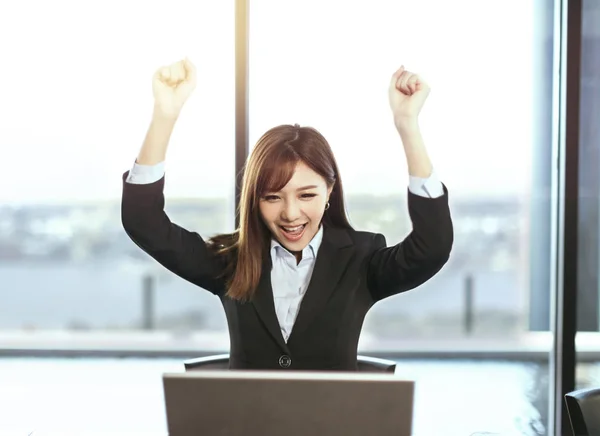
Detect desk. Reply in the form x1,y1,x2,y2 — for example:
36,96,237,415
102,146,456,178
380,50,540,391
0,357,540,435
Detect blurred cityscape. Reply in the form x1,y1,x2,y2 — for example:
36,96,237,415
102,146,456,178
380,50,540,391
0,194,531,338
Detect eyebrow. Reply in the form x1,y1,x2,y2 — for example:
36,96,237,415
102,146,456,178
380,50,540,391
263,185,319,195
297,185,319,191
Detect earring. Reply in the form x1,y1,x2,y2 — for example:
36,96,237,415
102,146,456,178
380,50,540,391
325,202,330,211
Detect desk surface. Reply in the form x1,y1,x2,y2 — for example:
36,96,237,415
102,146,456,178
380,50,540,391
0,357,541,436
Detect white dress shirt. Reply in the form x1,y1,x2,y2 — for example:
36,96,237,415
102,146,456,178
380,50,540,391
125,160,444,342
269,226,324,341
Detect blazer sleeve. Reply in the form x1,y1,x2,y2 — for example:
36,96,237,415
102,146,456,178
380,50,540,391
121,171,227,295
366,184,453,302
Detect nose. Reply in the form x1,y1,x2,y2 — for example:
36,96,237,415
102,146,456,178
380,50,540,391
281,199,301,222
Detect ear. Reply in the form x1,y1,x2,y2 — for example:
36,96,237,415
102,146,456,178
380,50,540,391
327,184,334,199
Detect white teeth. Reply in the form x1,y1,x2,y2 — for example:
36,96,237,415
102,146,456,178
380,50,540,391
282,225,305,232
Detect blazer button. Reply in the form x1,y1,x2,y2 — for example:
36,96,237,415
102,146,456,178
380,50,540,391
278,355,292,368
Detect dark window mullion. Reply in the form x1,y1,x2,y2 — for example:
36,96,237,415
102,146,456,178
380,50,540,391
552,0,581,434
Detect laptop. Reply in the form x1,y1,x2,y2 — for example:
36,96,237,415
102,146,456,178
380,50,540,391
162,370,414,436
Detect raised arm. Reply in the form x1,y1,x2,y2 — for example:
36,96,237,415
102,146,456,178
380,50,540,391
137,57,197,165
121,59,227,295
367,66,453,301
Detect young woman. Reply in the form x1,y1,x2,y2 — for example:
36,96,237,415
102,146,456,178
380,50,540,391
121,58,453,371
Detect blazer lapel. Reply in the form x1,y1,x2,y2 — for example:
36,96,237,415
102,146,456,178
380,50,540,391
289,226,354,340
251,254,291,354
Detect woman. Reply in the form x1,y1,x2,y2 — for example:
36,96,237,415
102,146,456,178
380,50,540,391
121,58,453,371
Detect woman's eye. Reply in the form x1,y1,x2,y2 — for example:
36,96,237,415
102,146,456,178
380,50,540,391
264,195,279,201
301,193,317,199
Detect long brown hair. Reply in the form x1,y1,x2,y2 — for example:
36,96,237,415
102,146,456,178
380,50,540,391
208,124,352,301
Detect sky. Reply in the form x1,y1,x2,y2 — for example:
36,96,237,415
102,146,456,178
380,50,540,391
0,0,541,205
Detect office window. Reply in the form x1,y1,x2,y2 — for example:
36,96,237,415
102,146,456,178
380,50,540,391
0,1,233,335
249,1,555,434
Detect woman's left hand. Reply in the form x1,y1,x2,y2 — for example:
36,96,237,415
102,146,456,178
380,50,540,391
388,66,430,128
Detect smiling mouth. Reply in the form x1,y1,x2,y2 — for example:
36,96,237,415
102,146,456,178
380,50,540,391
279,224,306,232
278,224,307,241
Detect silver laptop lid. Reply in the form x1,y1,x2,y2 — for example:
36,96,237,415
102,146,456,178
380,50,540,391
163,370,414,436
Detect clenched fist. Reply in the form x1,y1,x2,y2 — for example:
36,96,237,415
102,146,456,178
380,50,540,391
388,65,430,127
152,58,197,119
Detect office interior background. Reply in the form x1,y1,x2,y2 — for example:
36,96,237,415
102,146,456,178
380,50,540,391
0,0,597,434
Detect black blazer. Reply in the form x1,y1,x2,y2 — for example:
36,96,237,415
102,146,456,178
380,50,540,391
121,172,453,371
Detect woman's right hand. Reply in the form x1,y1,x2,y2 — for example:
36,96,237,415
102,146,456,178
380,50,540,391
152,58,197,119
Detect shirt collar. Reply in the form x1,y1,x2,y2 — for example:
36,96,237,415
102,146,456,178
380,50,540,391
270,225,324,261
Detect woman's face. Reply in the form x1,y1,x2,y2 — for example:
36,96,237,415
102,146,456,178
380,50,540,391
259,161,332,253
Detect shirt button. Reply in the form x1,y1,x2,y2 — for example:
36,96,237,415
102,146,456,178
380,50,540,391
279,355,292,368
